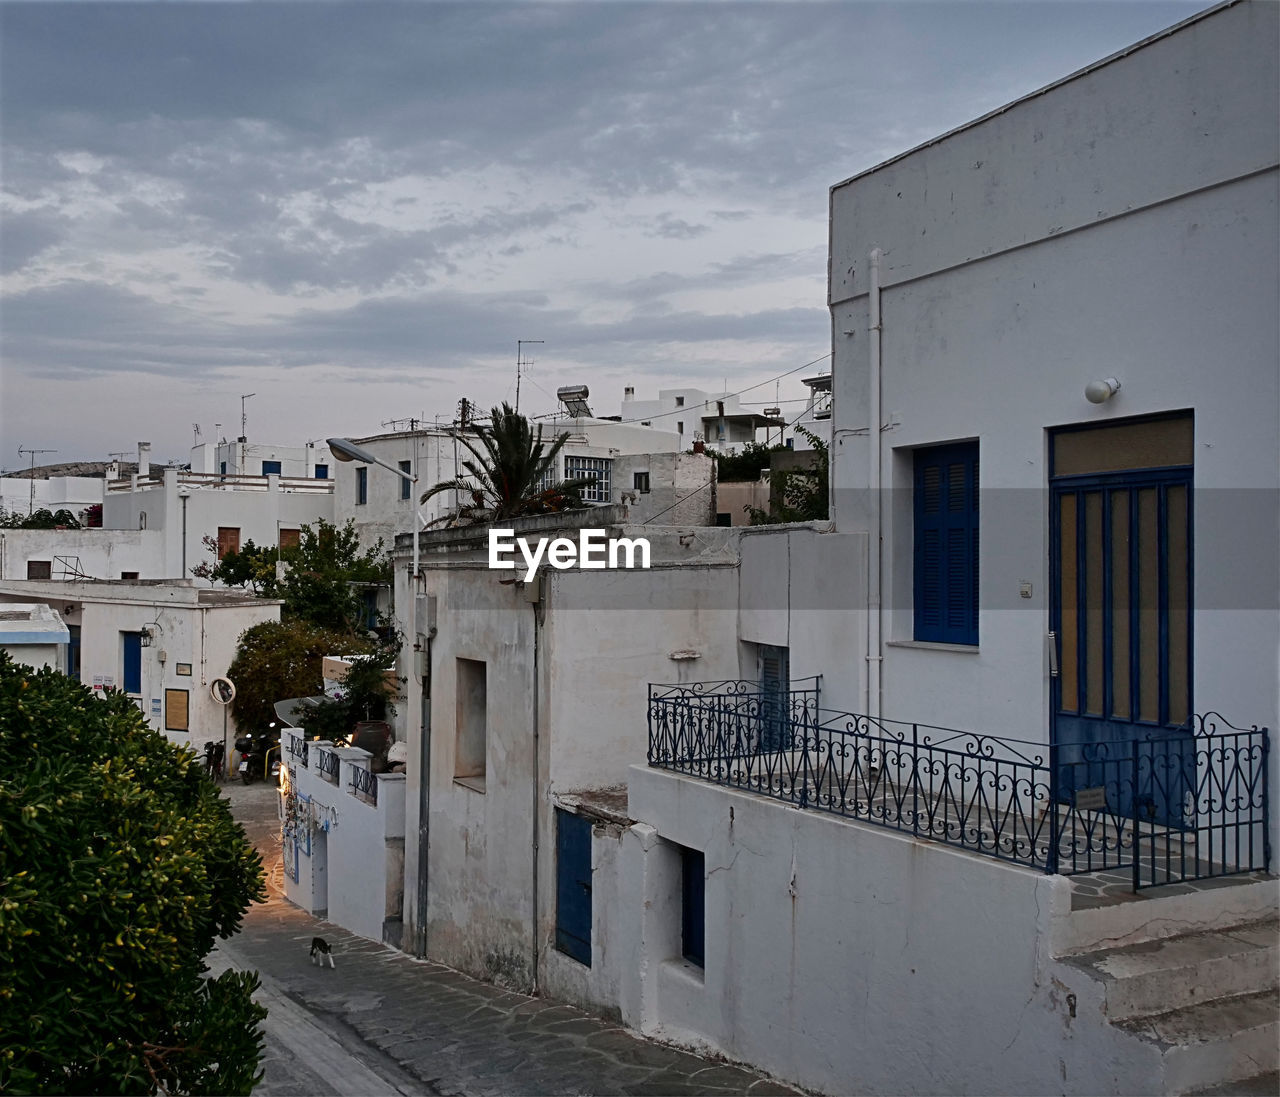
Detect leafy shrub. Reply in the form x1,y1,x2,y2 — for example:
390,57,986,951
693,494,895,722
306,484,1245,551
0,654,267,1094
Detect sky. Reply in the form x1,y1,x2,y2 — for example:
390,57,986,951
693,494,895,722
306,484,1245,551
0,0,1210,469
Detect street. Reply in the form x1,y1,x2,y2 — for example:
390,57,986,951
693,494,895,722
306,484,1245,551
216,780,800,1097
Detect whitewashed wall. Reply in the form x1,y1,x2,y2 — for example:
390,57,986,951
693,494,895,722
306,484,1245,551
622,766,1171,1097
0,529,166,581
0,476,104,519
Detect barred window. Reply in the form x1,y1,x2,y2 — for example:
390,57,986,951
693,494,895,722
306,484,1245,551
564,456,612,503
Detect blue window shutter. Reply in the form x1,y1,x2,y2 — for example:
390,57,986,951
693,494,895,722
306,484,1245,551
262,460,282,476
914,443,979,645
356,467,368,505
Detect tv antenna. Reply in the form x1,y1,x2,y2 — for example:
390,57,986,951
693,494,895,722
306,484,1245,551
193,423,202,446
515,340,544,414
17,445,57,515
239,394,255,442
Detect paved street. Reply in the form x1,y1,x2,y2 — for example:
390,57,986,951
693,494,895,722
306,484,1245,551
216,780,800,1097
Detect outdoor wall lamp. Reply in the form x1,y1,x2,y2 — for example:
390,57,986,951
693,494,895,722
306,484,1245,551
1084,377,1121,404
139,626,154,648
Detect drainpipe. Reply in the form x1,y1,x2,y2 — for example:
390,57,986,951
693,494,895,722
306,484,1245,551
530,590,542,995
867,248,884,723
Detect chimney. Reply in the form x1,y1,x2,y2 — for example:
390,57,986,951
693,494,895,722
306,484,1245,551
623,386,634,401
137,442,151,479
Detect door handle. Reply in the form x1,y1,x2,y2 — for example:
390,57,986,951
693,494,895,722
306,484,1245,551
1047,631,1059,678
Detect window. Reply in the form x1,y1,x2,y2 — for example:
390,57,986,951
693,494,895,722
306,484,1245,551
357,588,379,630
399,461,412,500
279,528,301,550
633,471,650,494
120,571,139,580
262,460,282,476
314,464,329,480
564,456,612,503
220,461,227,476
715,513,732,527
676,421,684,435
217,526,241,559
555,809,592,966
356,466,368,505
679,845,705,968
675,396,685,408
913,441,979,646
26,560,51,580
757,644,791,751
455,658,487,786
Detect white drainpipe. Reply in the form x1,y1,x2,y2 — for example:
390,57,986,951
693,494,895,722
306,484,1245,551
867,248,883,723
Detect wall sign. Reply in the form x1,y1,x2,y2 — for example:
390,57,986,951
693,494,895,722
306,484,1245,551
175,663,192,677
165,689,190,732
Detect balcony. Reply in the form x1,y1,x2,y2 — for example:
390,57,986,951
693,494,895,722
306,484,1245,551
647,682,1270,890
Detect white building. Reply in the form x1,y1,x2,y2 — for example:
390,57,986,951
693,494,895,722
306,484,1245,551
0,579,280,754
0,602,70,673
620,386,785,454
190,439,333,480
0,474,105,524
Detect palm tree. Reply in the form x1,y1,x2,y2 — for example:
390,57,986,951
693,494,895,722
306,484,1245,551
421,403,598,525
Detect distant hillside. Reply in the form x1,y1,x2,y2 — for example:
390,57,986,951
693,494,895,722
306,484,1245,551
0,461,139,479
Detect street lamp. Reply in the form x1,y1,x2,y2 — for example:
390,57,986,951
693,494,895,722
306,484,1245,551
326,435,425,618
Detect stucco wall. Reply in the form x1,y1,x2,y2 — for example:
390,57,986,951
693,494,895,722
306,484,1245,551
0,529,166,581
623,766,1166,1096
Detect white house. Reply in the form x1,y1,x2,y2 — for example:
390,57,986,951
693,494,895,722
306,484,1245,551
0,602,70,673
0,474,105,524
0,579,280,755
621,386,785,454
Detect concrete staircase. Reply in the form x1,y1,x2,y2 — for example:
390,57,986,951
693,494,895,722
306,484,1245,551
1061,912,1278,1094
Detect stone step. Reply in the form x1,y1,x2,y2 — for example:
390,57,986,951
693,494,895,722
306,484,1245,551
1116,989,1279,1095
1065,919,1278,1021
1189,1069,1280,1096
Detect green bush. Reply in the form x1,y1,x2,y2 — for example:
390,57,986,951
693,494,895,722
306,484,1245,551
0,654,267,1094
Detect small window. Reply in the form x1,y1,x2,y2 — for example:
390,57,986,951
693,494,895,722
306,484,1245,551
313,464,329,480
400,461,412,500
455,658,487,786
217,526,241,559
633,471,650,494
715,513,732,527
26,560,52,580
220,461,227,476
676,421,684,435
279,528,301,550
675,396,685,408
914,441,979,646
356,467,368,505
680,845,705,968
120,571,139,581
262,460,282,476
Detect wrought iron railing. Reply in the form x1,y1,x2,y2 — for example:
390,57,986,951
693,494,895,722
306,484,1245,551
647,686,1270,888
286,735,309,767
315,748,340,785
349,765,378,806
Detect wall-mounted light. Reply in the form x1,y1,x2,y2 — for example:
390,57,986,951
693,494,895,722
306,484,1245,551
139,626,154,648
1084,377,1122,404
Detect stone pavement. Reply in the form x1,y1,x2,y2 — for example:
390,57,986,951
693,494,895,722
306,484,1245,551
217,780,802,1097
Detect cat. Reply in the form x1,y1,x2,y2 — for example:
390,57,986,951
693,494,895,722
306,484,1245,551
309,936,335,968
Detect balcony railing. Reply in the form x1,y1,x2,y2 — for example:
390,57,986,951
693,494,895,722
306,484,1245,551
286,735,309,767
349,765,378,806
647,684,1270,889
315,748,340,785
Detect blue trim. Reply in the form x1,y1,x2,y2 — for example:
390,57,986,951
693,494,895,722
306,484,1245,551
122,631,142,694
554,809,592,966
262,460,282,476
399,461,412,500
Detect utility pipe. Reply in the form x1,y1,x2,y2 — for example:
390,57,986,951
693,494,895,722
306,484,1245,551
867,248,884,723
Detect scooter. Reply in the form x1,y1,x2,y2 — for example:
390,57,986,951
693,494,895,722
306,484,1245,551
234,733,268,784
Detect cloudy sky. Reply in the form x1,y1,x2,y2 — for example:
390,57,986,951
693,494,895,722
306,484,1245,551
1,0,1208,468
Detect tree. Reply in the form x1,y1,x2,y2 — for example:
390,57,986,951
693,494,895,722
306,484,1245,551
0,654,267,1095
193,519,390,635
420,402,594,525
0,507,82,529
225,619,379,735
746,429,830,525
711,440,784,483
297,646,400,745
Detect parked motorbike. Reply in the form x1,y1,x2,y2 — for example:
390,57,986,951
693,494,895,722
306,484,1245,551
235,723,281,784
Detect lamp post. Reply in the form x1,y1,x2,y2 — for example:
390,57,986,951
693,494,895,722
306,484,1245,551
325,437,422,585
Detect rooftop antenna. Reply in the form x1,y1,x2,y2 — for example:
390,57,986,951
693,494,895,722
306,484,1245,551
193,423,202,447
515,340,543,414
239,394,255,443
17,445,57,515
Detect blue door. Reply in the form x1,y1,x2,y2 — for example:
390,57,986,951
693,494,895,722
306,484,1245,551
1050,415,1194,828
122,631,142,694
555,809,592,965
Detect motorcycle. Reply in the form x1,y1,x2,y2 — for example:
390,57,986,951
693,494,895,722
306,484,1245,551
234,732,267,784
